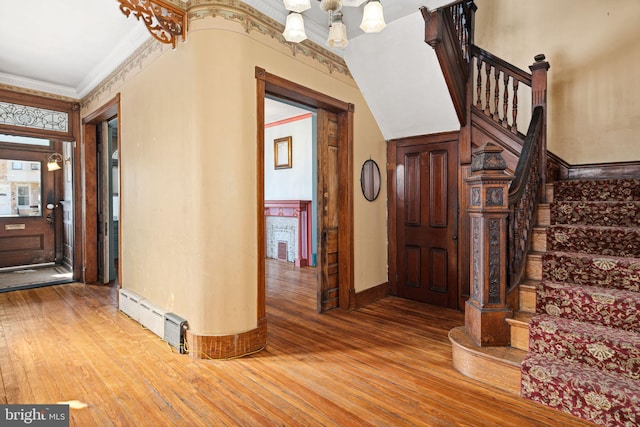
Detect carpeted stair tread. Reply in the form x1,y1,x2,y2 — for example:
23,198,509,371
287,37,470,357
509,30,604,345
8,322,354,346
529,314,640,380
551,200,640,227
537,281,640,332
553,178,640,202
547,224,640,258
542,251,640,293
521,352,640,426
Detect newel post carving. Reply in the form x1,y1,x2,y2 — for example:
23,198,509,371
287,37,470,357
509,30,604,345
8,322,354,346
465,143,514,346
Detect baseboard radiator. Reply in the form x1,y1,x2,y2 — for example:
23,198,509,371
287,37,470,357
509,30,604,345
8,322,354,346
118,289,188,354
164,312,189,354
139,300,166,338
118,289,141,322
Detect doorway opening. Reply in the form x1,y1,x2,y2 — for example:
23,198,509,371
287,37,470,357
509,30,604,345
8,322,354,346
96,117,119,284
256,67,355,324
81,94,121,286
263,97,318,309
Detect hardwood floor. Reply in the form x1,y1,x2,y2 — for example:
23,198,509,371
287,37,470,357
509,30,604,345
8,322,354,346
0,260,590,426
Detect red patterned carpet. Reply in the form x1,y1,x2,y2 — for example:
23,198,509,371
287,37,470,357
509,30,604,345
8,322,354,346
521,178,640,426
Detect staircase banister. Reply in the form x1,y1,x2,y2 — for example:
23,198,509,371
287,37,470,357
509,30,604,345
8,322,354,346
471,45,532,86
508,106,544,202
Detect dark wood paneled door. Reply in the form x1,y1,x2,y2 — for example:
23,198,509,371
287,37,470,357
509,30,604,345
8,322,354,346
0,146,57,268
317,109,340,312
395,139,458,308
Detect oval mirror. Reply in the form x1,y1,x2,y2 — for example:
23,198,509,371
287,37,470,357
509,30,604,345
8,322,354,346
360,159,381,202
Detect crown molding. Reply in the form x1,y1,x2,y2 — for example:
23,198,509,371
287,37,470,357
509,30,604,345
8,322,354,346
0,72,79,100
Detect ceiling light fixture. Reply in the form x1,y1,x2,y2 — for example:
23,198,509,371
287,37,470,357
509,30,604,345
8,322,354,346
281,0,386,48
283,12,308,43
360,0,386,33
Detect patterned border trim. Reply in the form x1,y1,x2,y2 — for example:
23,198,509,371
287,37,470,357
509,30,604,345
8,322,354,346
188,0,350,77
82,0,350,108
82,38,168,109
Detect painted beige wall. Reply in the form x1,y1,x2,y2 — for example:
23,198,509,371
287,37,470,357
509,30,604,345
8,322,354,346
475,0,640,165
83,12,387,335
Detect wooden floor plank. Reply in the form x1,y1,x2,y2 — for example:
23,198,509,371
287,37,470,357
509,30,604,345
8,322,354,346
0,260,592,426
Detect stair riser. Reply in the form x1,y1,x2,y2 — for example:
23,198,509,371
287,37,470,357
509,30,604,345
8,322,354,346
547,225,640,258
537,205,550,226
510,323,529,351
551,201,640,228
525,255,542,281
519,286,537,314
543,252,640,293
553,179,640,202
531,228,547,252
537,282,640,333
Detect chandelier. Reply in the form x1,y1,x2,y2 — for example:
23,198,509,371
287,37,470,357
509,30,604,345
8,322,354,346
282,0,386,48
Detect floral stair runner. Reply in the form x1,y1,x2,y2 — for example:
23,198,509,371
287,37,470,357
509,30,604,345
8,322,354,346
521,178,640,426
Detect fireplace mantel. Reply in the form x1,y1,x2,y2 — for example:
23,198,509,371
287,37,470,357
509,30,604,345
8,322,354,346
264,200,312,267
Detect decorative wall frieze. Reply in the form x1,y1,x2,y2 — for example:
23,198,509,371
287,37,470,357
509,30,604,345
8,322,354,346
188,0,350,77
83,0,351,109
81,38,168,110
117,0,188,48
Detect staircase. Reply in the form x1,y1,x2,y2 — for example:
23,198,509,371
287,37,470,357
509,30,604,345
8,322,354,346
520,178,640,425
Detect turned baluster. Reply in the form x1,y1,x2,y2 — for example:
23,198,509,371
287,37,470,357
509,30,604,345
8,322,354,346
512,79,519,134
493,68,500,121
484,64,491,115
476,59,483,109
502,75,509,129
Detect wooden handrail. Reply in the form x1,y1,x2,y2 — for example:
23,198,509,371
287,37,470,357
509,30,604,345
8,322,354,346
471,46,532,85
507,106,544,289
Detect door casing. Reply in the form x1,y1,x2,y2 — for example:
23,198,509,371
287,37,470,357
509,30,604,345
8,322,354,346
256,67,355,318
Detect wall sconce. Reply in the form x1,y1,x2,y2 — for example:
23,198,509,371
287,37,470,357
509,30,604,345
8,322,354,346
47,153,63,172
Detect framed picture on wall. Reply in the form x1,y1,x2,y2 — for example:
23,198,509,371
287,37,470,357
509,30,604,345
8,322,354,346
274,136,292,169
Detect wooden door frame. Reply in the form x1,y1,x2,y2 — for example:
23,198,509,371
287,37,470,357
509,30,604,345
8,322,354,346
255,67,355,320
80,94,121,285
0,88,81,278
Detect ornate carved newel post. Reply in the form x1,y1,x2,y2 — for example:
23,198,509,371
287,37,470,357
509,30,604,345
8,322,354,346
465,143,513,346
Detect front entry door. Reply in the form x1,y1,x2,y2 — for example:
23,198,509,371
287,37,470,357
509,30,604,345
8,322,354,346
0,147,57,268
395,139,458,308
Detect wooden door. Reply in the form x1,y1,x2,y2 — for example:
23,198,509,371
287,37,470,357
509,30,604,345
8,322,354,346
317,109,340,312
0,147,57,268
395,139,458,308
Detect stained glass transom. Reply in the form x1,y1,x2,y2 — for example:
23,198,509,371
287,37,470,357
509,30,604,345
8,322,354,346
0,102,68,133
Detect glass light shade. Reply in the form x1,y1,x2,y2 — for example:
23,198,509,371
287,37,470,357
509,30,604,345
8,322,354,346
283,12,307,43
47,161,61,172
327,21,348,48
360,0,386,33
283,0,311,13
